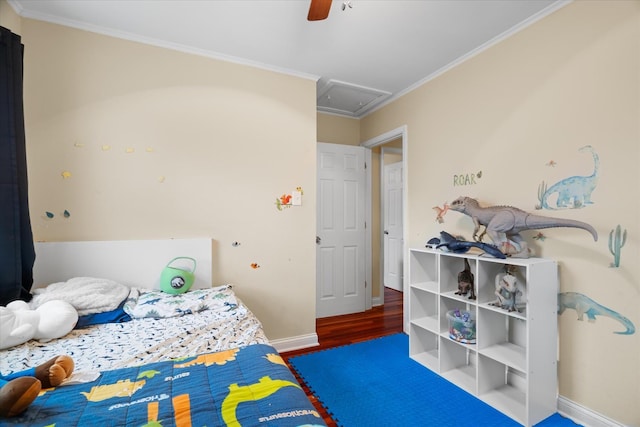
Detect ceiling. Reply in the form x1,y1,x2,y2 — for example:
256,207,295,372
8,0,567,118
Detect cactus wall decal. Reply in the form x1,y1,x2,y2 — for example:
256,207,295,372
608,224,627,268
535,181,548,210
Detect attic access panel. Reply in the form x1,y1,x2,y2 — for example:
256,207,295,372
317,80,391,118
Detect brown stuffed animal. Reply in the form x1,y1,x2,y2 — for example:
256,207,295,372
0,355,74,417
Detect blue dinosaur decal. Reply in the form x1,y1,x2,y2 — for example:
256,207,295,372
558,292,635,335
537,145,599,210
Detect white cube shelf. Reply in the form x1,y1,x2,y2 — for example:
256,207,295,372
408,248,558,427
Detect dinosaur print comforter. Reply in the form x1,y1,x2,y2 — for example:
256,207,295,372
0,344,325,427
0,285,268,376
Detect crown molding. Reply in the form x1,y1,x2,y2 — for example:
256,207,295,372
8,0,319,83
361,0,573,119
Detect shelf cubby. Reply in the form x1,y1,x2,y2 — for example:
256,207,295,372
477,261,528,312
408,249,437,291
408,248,558,427
478,355,527,424
477,307,526,371
439,253,476,294
440,338,476,394
410,286,438,332
409,324,439,371
439,295,473,337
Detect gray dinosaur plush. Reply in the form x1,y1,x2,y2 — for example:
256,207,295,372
449,196,597,258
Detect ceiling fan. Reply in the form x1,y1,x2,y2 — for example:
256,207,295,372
307,0,352,21
307,0,332,21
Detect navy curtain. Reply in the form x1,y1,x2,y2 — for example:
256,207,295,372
0,26,35,305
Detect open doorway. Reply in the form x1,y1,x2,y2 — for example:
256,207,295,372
361,126,407,309
382,146,403,292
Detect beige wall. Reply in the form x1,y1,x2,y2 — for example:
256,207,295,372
0,0,21,32
8,16,318,342
361,1,639,424
5,0,639,421
317,112,360,145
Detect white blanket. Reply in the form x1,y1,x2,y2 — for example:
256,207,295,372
30,277,130,316
123,284,237,319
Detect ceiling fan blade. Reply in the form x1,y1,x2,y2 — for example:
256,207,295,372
307,0,332,21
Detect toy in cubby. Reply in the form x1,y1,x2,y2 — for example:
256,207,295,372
447,309,476,344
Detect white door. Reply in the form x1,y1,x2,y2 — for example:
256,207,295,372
383,161,403,291
316,143,366,318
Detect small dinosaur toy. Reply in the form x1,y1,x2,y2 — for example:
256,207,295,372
426,231,506,259
449,196,598,257
490,265,521,312
455,258,476,300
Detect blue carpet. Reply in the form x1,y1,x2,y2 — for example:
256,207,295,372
289,333,581,427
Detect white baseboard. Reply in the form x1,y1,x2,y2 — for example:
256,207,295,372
269,333,319,353
557,396,626,427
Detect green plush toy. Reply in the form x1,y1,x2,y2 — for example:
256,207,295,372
0,355,74,418
160,257,196,295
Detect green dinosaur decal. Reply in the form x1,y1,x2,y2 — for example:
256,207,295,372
221,376,303,427
138,370,161,380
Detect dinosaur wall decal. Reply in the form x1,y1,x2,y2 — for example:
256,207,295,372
537,145,599,210
433,202,449,223
449,196,598,257
558,292,635,335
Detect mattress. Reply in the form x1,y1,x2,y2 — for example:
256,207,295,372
0,285,269,375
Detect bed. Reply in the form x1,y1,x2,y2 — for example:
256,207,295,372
0,239,325,427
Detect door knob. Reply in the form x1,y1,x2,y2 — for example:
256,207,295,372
316,236,321,244
384,230,389,235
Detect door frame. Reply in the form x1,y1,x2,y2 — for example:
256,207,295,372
361,125,408,310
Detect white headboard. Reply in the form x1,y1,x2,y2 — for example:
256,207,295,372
33,238,213,290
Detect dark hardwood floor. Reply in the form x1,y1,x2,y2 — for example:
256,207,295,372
281,287,404,427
